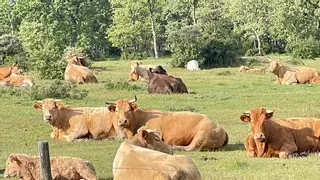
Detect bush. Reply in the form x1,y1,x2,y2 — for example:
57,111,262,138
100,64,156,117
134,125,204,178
104,80,146,91
120,50,149,60
0,80,88,100
286,37,320,59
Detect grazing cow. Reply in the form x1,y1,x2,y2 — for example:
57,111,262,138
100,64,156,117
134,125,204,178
64,56,98,84
240,107,320,158
268,59,319,85
113,128,200,180
6,73,34,87
4,153,96,180
0,65,22,80
147,69,188,94
106,96,228,151
33,99,125,142
186,60,200,71
244,132,278,158
239,65,266,73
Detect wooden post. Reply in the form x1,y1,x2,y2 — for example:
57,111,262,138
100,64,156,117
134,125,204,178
38,141,52,180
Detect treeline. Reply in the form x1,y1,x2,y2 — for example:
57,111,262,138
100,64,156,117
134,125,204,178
1,0,320,79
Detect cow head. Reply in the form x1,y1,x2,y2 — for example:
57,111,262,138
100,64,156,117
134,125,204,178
133,127,173,154
240,108,274,142
4,154,30,178
268,59,282,73
105,96,138,128
33,99,64,123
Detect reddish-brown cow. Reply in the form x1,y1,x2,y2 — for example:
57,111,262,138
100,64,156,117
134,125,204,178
240,107,320,158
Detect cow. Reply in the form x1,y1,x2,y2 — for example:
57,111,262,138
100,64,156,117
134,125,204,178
113,127,201,180
244,132,279,158
268,59,319,85
4,153,96,180
106,96,229,151
0,65,23,80
33,99,125,142
147,69,188,94
6,73,34,87
240,107,320,158
128,61,167,81
186,60,200,71
64,56,98,84
239,65,266,73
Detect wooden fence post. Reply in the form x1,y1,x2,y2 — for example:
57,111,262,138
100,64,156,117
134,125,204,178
38,141,52,180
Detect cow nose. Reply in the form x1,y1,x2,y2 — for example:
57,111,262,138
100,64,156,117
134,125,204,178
45,115,52,120
254,133,265,140
4,173,8,178
119,119,128,126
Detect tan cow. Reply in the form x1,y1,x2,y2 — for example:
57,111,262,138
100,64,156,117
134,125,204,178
4,153,96,180
240,107,320,158
33,99,125,142
6,73,34,87
113,128,200,180
0,65,23,80
239,65,266,73
64,56,98,84
268,59,319,85
106,96,229,151
128,61,167,81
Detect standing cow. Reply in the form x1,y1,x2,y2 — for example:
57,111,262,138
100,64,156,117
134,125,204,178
113,127,200,180
240,107,320,158
106,96,228,151
34,99,125,142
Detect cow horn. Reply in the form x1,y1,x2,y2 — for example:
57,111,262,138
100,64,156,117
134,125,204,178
36,100,43,104
55,99,62,102
266,109,273,113
243,111,250,116
128,95,137,103
105,100,116,105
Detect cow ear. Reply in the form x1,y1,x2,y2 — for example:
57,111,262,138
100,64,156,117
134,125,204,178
9,154,18,162
265,109,274,120
138,61,143,65
240,115,251,123
108,105,116,112
55,100,64,110
138,129,148,146
33,103,42,111
130,103,138,111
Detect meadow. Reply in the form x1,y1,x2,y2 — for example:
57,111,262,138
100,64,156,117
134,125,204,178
2,56,320,180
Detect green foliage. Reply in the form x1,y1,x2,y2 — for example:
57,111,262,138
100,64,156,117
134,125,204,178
286,37,320,59
104,79,146,91
0,80,88,100
168,26,202,67
120,50,149,60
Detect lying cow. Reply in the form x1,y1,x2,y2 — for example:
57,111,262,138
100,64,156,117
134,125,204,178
106,96,228,151
113,127,200,180
244,132,278,158
0,64,23,80
240,107,320,158
64,56,98,84
239,65,266,73
4,153,96,180
33,99,125,142
147,69,188,94
5,73,34,87
268,59,319,85
128,61,167,81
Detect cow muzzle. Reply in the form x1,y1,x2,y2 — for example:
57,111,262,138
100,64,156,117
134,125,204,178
44,115,52,122
254,133,265,141
119,119,128,127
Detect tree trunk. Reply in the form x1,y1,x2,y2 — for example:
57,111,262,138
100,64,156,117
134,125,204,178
254,30,261,56
192,0,197,25
148,0,158,58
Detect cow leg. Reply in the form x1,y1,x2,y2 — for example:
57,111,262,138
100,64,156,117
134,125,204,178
173,131,208,151
279,143,297,158
64,124,89,142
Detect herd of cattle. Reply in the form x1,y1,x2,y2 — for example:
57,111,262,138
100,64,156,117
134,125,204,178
3,56,320,179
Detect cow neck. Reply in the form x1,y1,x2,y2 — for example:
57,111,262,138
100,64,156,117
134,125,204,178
262,119,280,146
21,156,40,180
53,107,82,129
131,109,150,134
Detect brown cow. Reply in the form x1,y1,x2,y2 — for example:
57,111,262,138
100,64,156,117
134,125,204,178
0,65,22,80
4,153,96,180
268,59,319,85
239,65,266,73
240,107,320,158
113,128,200,180
244,132,279,158
147,69,188,94
106,96,228,151
33,99,125,142
64,56,98,84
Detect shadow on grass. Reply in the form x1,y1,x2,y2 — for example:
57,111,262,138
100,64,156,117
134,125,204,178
0,169,4,177
99,177,113,180
91,67,112,72
220,143,245,151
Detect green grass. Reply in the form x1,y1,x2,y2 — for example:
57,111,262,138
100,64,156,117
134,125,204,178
2,56,320,179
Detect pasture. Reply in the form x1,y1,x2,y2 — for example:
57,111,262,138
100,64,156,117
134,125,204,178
2,56,320,180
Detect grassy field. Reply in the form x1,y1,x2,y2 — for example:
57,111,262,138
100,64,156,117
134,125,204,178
2,56,320,180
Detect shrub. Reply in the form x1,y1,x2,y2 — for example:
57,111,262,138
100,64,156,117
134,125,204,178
104,80,146,91
286,37,320,59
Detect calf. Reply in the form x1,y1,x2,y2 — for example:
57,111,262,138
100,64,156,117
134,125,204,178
240,107,320,158
113,128,200,180
4,153,96,180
